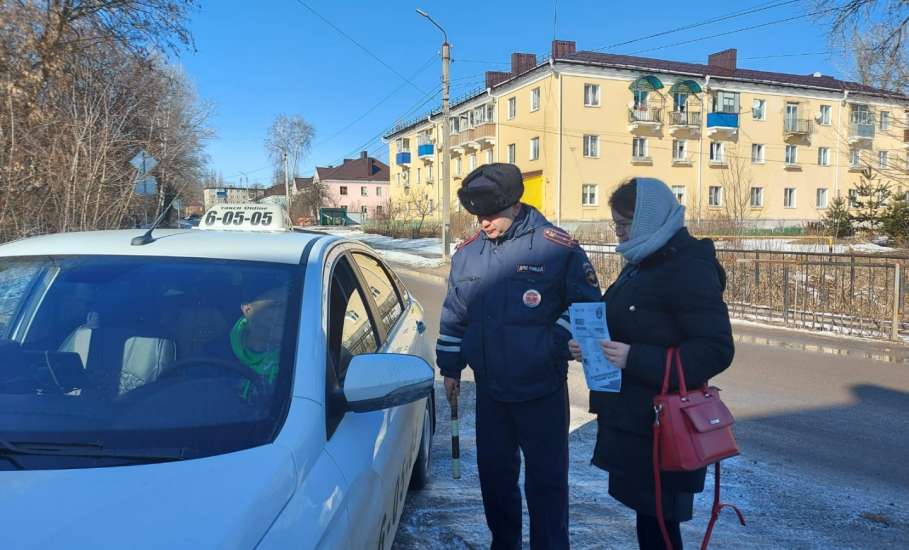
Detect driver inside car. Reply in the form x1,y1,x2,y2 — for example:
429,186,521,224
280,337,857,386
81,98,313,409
230,287,287,400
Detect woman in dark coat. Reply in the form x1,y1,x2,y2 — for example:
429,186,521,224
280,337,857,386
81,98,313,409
569,177,734,550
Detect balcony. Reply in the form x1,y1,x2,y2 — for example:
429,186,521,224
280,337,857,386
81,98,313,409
450,122,496,151
848,123,875,145
628,108,662,132
395,151,411,165
706,112,739,139
669,110,701,130
784,118,812,136
418,143,434,158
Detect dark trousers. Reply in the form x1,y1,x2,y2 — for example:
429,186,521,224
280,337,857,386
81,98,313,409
636,513,683,550
475,385,570,550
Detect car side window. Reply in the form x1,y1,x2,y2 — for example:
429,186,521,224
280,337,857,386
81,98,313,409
326,255,379,438
351,253,404,335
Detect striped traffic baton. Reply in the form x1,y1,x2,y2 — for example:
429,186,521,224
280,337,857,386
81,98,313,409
451,393,461,479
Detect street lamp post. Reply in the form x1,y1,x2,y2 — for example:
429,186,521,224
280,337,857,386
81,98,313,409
417,9,451,260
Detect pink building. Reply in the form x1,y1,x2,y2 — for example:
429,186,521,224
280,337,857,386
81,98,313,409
313,151,390,219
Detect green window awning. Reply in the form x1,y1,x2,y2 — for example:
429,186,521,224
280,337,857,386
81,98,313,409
668,79,703,94
629,75,664,91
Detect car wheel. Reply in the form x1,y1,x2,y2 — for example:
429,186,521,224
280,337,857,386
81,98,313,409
409,397,433,490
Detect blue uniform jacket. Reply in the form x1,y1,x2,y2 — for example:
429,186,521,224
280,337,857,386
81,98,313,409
436,205,602,402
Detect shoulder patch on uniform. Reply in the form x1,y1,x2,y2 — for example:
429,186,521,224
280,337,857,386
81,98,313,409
456,231,481,251
543,227,578,248
583,261,599,288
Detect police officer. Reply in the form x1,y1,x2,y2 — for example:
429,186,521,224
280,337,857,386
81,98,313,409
437,163,602,549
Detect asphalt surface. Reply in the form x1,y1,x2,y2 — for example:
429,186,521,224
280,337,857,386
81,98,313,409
394,269,909,549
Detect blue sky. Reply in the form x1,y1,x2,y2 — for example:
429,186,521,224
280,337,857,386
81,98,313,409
179,0,847,185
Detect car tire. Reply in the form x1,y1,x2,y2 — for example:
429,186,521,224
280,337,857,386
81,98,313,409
409,396,433,490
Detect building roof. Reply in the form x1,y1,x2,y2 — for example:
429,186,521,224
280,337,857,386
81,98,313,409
561,50,908,100
315,151,389,183
384,42,909,139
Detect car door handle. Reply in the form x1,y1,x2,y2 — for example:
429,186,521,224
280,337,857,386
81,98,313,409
416,320,426,334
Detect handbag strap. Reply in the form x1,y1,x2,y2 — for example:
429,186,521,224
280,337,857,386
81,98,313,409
661,348,689,397
652,407,746,550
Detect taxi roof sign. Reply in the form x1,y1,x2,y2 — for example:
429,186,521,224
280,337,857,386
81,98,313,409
198,203,291,232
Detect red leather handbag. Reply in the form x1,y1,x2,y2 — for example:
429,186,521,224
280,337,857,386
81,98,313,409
652,348,745,550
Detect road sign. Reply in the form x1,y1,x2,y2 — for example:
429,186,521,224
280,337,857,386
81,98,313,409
129,150,158,176
135,176,157,196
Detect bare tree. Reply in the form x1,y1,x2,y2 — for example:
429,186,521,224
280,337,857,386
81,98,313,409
291,179,333,222
265,114,315,179
716,145,754,233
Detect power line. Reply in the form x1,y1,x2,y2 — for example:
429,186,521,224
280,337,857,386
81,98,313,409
741,50,840,60
629,8,838,56
313,54,438,148
593,0,805,53
295,0,427,95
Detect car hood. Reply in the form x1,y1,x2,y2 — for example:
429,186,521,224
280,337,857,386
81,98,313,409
0,444,297,549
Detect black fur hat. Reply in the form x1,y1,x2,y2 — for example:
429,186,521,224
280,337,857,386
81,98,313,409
457,163,524,216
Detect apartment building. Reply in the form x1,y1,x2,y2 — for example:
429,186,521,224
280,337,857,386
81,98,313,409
384,40,909,227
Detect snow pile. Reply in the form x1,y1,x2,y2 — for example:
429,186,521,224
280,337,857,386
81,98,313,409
308,226,457,269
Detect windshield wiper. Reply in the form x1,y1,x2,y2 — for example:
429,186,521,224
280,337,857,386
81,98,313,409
0,440,189,463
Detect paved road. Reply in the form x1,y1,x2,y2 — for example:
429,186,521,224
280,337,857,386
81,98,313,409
394,270,909,549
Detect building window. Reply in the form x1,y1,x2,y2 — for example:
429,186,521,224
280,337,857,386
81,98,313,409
672,185,685,204
880,111,890,130
486,149,493,164
879,150,889,168
785,145,798,165
416,167,421,184
672,139,687,161
784,188,797,208
850,149,861,168
456,158,462,176
583,135,600,158
715,91,739,113
427,164,433,181
376,187,383,197
469,153,476,171
708,186,723,207
673,92,688,112
582,184,598,206
376,205,384,216
633,137,648,160
816,188,828,208
340,186,348,196
818,147,830,166
820,105,832,125
396,137,410,151
361,186,368,197
507,143,516,163
752,99,766,120
584,83,600,107
849,189,860,208
530,87,540,112
361,205,368,215
530,137,540,161
709,141,724,163
751,144,765,163
633,89,649,110
507,97,517,119
750,187,763,208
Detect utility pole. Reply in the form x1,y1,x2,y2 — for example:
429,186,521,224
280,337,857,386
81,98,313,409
417,9,451,260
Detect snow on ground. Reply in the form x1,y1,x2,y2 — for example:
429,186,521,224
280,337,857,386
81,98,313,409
307,226,457,269
394,377,908,549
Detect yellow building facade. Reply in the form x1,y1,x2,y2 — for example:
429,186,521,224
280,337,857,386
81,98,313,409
385,42,909,228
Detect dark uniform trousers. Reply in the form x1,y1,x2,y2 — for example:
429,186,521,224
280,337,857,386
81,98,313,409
476,385,570,550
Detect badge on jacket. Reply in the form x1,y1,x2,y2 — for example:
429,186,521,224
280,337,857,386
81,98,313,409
516,264,544,274
522,289,542,308
583,262,599,288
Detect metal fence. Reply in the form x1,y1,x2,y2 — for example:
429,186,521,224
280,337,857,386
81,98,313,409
582,245,909,341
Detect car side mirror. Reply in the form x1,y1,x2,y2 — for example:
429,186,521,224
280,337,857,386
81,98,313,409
343,353,434,413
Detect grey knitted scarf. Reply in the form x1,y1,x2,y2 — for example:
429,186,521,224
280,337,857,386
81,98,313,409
615,178,686,264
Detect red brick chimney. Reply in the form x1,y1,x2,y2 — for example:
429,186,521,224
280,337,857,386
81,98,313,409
485,70,511,88
708,49,737,71
551,40,576,59
511,53,537,75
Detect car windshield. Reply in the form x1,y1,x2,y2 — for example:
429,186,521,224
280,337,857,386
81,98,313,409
0,255,301,470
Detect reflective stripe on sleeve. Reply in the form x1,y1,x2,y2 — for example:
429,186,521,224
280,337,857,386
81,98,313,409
436,344,461,353
438,334,463,344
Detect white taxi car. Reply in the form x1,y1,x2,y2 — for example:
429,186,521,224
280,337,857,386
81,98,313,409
0,204,436,549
